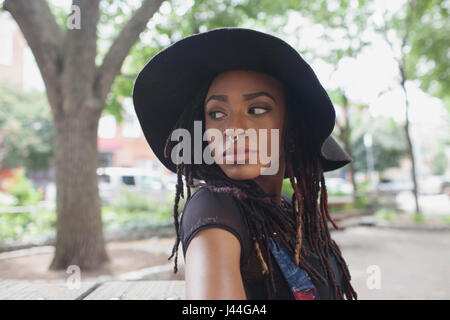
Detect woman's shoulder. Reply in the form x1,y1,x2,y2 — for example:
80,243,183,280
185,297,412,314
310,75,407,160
181,186,244,223
179,186,251,263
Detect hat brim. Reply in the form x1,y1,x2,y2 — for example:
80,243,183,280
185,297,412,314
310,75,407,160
320,135,353,172
133,27,349,178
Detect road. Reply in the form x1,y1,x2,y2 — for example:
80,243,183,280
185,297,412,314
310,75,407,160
140,225,450,300
332,226,450,300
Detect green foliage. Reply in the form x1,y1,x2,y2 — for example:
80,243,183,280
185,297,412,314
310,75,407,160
103,0,310,122
283,177,372,211
351,117,408,172
101,187,185,233
47,0,69,32
441,215,450,224
353,193,371,209
113,187,186,218
281,178,294,197
431,148,448,175
0,209,56,242
0,194,179,243
328,190,347,197
5,171,43,206
357,180,371,192
101,195,178,235
115,188,152,213
411,212,426,223
374,208,397,221
0,85,54,172
304,0,373,63
402,0,449,110
376,0,449,110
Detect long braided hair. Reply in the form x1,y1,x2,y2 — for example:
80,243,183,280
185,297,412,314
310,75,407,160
164,78,357,300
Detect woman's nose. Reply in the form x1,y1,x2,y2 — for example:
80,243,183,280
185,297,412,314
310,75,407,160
223,111,248,133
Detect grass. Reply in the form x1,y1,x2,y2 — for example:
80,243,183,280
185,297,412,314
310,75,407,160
374,208,397,221
442,214,450,223
410,212,426,223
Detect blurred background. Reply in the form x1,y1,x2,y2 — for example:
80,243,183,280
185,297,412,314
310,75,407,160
0,0,448,300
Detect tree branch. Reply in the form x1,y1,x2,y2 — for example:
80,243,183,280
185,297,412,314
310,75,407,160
95,0,165,106
4,0,64,116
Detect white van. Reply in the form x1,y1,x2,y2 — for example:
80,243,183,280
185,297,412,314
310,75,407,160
97,167,166,204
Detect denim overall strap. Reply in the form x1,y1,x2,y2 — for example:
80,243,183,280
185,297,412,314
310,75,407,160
269,237,319,300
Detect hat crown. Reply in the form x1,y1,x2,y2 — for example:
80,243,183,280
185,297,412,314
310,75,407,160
133,27,349,176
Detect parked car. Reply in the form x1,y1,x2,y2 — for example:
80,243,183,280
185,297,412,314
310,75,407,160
97,167,164,204
376,179,414,194
140,175,164,191
377,176,446,195
418,175,445,195
325,177,354,196
161,174,178,191
440,180,450,198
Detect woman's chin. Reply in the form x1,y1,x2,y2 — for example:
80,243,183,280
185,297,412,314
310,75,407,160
219,164,263,181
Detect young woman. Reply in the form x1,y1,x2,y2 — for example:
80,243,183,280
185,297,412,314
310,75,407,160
133,28,357,300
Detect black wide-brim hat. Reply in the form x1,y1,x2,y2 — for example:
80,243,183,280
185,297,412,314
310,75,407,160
133,27,352,177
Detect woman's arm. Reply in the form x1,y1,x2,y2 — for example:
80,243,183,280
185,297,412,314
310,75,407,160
185,228,247,300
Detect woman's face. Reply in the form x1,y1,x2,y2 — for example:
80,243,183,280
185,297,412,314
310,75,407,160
203,70,287,181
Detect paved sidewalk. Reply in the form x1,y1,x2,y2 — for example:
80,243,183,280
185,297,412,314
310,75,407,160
1,226,448,299
332,226,450,299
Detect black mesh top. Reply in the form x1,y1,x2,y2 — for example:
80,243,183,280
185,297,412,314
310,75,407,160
179,186,344,300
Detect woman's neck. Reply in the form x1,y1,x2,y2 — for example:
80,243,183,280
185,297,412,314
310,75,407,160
253,164,286,206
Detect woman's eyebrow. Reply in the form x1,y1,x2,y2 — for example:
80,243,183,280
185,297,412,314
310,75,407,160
205,91,277,104
243,91,276,103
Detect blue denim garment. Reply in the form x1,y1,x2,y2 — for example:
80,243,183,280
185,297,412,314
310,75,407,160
269,237,319,300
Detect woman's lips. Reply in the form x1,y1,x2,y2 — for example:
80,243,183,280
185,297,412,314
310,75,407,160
222,147,257,163
223,146,250,156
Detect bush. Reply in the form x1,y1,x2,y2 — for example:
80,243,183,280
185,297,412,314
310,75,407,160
354,193,372,209
411,212,426,223
101,191,184,236
115,187,151,213
5,170,43,206
357,181,371,192
0,187,186,243
374,208,397,221
0,209,56,242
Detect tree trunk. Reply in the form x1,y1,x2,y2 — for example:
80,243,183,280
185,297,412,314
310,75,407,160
4,0,165,271
404,119,421,215
401,82,421,215
49,106,109,270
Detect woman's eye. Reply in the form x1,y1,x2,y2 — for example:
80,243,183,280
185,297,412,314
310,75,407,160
209,111,226,120
249,106,270,115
